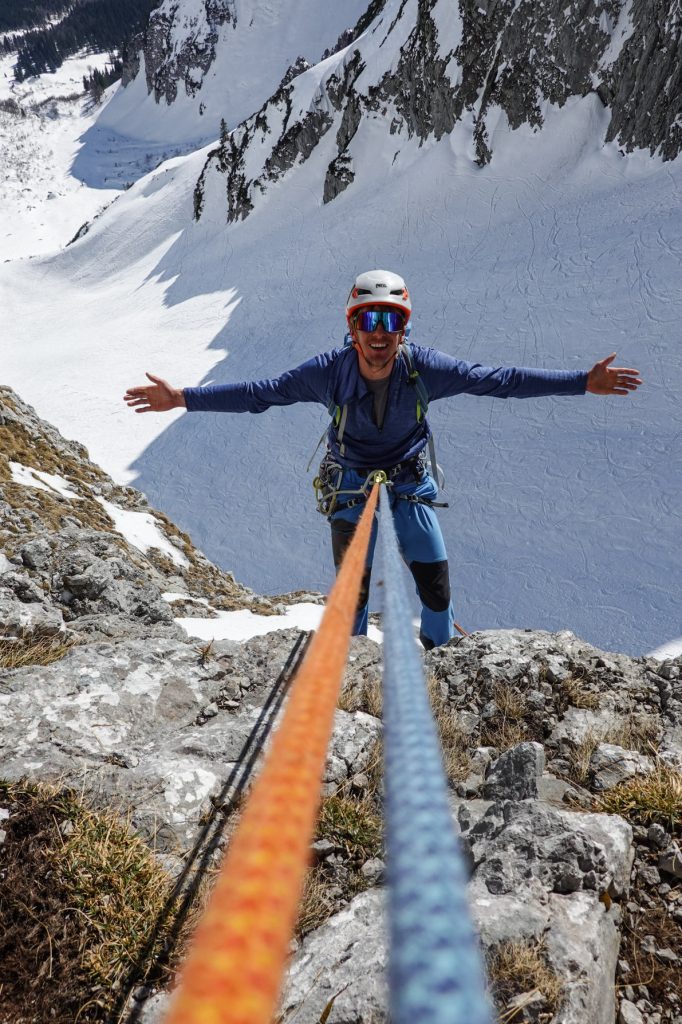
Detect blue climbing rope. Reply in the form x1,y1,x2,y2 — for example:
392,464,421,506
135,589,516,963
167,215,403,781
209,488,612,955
377,488,492,1024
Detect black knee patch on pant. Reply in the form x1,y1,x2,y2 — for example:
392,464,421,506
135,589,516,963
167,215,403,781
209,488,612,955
331,518,372,610
410,559,450,612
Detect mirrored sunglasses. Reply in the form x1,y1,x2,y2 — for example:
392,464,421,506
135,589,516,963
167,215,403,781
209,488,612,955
355,309,405,333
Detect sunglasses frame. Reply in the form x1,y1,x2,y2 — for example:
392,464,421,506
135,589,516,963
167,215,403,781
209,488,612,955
354,308,406,334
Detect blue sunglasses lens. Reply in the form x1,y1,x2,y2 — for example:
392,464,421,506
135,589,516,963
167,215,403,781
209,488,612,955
356,309,405,332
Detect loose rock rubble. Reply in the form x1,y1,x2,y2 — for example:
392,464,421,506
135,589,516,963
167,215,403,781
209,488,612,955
1,389,680,1023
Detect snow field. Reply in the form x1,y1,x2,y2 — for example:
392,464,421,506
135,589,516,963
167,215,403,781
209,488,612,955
1,24,680,657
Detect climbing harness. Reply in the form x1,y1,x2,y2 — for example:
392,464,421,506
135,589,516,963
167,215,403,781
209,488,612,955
313,448,448,519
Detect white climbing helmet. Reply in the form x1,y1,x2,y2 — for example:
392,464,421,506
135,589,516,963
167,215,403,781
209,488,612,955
346,269,412,325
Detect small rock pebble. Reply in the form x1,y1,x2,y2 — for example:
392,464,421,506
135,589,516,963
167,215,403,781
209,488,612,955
360,857,385,883
619,1000,644,1024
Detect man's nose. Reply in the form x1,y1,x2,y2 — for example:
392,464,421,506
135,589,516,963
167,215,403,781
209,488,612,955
370,321,386,335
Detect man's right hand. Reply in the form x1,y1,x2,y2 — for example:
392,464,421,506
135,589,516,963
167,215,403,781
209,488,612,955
124,373,186,413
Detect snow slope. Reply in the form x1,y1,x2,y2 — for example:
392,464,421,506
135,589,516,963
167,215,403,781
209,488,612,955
100,0,371,144
0,53,122,258
1,2,681,658
2,86,681,658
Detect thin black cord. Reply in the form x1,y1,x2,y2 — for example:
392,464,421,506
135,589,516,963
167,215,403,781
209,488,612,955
110,630,311,1024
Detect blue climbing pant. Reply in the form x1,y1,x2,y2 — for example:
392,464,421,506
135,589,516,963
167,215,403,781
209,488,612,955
330,468,455,648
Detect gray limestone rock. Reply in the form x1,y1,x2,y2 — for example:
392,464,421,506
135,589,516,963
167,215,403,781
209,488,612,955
462,800,631,898
19,537,53,570
546,891,621,1024
482,741,546,800
361,857,385,883
659,844,682,880
282,791,632,1024
136,991,171,1024
280,890,388,1024
590,743,654,791
324,710,382,794
647,823,669,849
619,1001,645,1024
0,589,65,637
0,627,381,851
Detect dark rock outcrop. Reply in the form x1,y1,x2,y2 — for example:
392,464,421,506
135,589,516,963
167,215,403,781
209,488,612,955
123,0,237,104
190,0,682,222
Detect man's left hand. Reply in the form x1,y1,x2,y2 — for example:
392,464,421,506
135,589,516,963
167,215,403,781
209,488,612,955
586,353,642,395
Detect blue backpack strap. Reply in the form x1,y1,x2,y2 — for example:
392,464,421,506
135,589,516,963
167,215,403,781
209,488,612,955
327,334,355,453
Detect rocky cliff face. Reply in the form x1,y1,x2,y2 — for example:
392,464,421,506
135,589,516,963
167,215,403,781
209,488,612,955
113,0,373,143
1,389,680,1023
191,0,682,222
123,0,237,103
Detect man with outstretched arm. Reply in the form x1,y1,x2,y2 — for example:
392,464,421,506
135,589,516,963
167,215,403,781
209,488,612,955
124,269,642,650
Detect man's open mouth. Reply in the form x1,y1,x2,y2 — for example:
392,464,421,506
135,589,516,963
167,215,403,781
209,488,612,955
369,343,389,350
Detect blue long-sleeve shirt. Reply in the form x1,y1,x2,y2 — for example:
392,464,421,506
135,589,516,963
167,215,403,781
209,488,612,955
184,344,588,470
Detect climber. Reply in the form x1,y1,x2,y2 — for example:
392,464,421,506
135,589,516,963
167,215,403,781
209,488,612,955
123,269,642,650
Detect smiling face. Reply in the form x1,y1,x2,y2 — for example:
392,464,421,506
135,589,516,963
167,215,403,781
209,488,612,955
350,307,405,380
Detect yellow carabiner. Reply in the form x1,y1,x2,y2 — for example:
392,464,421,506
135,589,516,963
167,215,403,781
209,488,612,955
371,470,388,486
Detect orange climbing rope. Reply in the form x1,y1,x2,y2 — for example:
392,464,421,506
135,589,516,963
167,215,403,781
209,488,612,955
163,481,381,1024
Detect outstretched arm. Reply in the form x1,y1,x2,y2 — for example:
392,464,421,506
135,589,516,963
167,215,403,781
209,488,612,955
124,373,186,413
586,354,642,395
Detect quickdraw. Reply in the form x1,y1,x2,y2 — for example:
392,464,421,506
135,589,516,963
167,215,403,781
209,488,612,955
313,452,448,519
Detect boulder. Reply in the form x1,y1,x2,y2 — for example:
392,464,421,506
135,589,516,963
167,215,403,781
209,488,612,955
482,742,546,801
590,744,654,791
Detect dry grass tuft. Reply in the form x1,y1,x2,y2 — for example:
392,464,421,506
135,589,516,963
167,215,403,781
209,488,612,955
59,802,176,994
0,632,82,669
480,683,531,753
338,677,383,717
427,677,473,783
487,938,563,1022
0,780,177,1022
596,760,682,832
362,739,384,800
566,717,662,787
557,674,600,710
608,714,661,755
617,888,682,1011
566,729,603,786
0,416,116,542
183,557,276,615
316,794,382,863
295,864,342,937
493,682,529,722
296,791,383,938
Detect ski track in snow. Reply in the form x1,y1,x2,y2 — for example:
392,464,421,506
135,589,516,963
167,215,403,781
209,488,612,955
0,63,681,658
